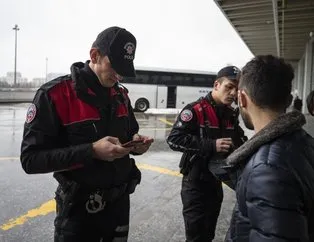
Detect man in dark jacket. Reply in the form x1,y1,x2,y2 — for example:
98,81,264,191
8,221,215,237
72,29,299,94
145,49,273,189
219,55,314,241
167,66,247,242
20,26,153,242
292,95,303,112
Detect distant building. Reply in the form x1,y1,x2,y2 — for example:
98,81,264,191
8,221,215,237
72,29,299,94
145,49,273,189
31,77,46,87
0,72,28,86
47,72,67,81
31,72,67,87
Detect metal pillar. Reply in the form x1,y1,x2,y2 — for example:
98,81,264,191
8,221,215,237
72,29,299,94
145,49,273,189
302,37,313,114
13,24,19,86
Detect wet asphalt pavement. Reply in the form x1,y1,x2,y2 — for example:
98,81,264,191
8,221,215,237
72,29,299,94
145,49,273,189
0,104,313,242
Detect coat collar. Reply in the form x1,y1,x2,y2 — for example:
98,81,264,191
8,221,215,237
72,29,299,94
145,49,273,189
226,111,306,166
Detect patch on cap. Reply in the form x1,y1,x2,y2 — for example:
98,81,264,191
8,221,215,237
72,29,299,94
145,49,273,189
92,27,137,77
26,104,37,123
180,109,193,122
108,28,137,77
217,66,240,80
124,42,135,57
233,66,240,74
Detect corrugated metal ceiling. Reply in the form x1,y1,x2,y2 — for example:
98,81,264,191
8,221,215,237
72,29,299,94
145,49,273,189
214,0,314,62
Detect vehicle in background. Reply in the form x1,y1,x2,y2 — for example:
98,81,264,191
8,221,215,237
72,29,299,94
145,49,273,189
122,67,216,112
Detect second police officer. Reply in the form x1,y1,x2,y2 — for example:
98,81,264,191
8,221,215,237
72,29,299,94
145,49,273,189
167,66,247,242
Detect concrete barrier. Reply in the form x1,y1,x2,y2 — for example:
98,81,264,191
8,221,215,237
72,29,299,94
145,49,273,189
0,88,36,103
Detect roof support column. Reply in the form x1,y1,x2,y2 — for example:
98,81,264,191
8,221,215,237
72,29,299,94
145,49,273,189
272,0,281,57
302,37,314,114
297,57,305,100
293,66,299,92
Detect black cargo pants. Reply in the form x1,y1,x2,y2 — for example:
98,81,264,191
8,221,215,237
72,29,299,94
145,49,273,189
181,173,223,242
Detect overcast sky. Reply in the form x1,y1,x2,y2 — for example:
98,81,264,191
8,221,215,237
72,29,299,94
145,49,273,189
1,0,253,81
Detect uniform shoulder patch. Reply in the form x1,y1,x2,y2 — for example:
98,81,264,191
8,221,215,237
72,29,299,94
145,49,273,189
180,109,193,122
26,104,37,123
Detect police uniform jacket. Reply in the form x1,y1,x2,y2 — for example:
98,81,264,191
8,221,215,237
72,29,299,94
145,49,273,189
20,61,140,189
167,93,247,180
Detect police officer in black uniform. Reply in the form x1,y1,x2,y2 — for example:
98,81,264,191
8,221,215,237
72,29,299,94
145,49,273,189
20,26,153,242
167,66,247,242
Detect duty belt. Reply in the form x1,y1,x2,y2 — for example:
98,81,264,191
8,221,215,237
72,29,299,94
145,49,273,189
54,172,139,202
87,182,129,202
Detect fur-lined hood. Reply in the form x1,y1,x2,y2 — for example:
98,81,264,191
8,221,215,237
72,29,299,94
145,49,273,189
226,111,306,166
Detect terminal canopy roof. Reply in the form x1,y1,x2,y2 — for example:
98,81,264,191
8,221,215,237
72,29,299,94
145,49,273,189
214,0,314,64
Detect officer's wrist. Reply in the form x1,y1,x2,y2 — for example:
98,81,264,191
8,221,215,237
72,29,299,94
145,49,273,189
91,142,100,159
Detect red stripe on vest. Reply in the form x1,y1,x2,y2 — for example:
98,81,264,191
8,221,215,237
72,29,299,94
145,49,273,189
110,87,129,117
116,103,128,117
49,80,100,125
198,99,219,127
193,103,204,126
193,99,234,128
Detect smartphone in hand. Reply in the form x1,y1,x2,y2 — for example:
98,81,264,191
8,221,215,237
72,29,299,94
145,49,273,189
121,140,145,148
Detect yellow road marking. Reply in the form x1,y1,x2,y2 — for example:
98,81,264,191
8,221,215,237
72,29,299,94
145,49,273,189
0,162,182,231
158,118,174,126
137,163,182,177
0,159,228,231
0,200,55,231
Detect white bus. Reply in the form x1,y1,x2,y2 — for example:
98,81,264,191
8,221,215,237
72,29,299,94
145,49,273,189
122,67,217,112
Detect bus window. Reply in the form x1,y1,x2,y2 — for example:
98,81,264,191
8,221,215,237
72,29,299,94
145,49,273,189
136,74,149,84
207,76,215,86
150,75,160,84
161,75,171,81
124,76,136,83
193,76,207,87
173,75,184,86
161,75,171,86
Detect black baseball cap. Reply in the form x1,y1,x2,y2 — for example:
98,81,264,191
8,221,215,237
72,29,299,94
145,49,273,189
92,26,137,77
216,66,241,81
